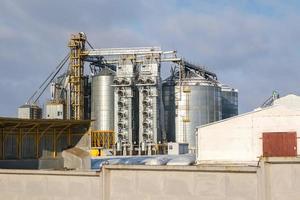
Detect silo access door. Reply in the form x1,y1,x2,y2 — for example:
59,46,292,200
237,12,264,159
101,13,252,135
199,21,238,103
263,132,297,157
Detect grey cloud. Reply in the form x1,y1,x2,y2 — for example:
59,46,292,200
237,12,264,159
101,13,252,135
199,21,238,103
0,0,300,116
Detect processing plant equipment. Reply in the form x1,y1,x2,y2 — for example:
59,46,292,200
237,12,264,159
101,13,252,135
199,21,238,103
162,71,176,143
162,61,227,152
68,32,87,120
91,68,115,149
113,55,139,155
19,32,238,156
137,54,163,155
175,77,222,151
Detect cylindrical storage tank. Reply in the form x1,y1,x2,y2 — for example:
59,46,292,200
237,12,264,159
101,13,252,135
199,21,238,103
220,84,238,119
91,69,115,131
162,79,176,142
175,78,221,151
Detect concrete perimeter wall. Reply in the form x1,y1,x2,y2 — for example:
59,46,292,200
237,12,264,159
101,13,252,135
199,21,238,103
102,165,257,200
0,170,100,200
258,157,300,200
1,158,300,200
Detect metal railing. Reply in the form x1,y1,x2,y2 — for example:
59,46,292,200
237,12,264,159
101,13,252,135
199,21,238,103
91,130,114,149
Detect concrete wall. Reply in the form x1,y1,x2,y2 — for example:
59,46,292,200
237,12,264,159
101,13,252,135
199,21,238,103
0,170,100,200
197,104,300,163
1,158,300,200
101,158,300,200
258,157,300,200
102,165,258,200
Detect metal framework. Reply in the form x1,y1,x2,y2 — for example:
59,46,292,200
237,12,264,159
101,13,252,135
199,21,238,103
0,117,90,160
67,33,180,122
68,33,86,120
65,33,193,155
80,45,180,155
83,48,180,64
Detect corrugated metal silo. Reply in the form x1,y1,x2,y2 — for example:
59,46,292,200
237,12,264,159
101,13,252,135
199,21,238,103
220,85,238,119
162,79,176,142
175,78,221,150
91,68,115,131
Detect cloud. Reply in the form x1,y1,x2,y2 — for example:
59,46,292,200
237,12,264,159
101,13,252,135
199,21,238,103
0,0,300,116
139,4,300,112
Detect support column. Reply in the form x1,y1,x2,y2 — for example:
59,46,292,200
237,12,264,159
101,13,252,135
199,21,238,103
53,128,56,158
36,127,39,159
68,127,71,146
1,128,4,160
18,128,22,159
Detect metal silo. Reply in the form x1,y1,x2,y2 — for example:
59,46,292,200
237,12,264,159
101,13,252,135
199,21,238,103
91,68,115,131
84,76,91,120
175,78,221,151
220,84,238,119
163,61,222,151
162,78,176,142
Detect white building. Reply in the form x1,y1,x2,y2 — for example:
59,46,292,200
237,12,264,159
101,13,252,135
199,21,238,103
45,102,65,119
18,104,42,119
196,94,300,163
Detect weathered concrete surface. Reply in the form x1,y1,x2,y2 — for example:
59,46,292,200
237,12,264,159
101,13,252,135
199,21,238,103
102,165,258,200
258,157,300,200
38,157,64,169
0,169,100,200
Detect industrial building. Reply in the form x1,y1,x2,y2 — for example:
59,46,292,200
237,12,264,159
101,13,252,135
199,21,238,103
18,104,42,119
196,94,300,163
16,32,238,155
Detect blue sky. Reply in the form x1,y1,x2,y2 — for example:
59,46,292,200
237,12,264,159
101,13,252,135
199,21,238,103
1,0,300,116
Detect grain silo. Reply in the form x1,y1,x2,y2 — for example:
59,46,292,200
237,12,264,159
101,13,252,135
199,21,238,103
91,68,115,149
162,62,222,151
175,78,221,150
162,77,176,142
220,84,238,119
